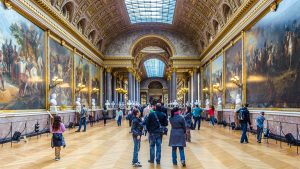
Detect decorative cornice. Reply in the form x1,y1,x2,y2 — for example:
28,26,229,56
9,0,103,66
32,0,104,59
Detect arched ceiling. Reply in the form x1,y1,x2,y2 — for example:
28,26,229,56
48,0,245,54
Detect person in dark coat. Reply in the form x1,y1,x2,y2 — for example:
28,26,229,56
183,106,192,142
102,106,108,126
131,109,143,167
145,103,168,164
169,107,186,166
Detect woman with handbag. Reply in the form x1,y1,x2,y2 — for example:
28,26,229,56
184,106,192,142
169,107,187,166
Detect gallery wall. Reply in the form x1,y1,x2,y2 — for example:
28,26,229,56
201,0,300,109
0,3,102,111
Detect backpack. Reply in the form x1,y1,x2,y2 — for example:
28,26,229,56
237,108,247,121
12,131,22,142
285,133,296,146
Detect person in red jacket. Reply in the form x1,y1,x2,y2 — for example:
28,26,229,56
208,105,215,126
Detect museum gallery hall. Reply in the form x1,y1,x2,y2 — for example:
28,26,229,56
1,0,300,168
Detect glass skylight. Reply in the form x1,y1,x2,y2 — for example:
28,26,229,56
125,0,176,24
144,59,165,77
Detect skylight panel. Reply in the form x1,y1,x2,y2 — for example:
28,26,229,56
144,59,165,77
125,0,177,24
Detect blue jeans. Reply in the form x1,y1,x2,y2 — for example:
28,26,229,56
77,117,87,131
132,136,141,164
172,146,185,164
210,116,215,126
117,116,122,126
193,116,201,130
257,126,263,142
240,122,248,143
149,133,162,162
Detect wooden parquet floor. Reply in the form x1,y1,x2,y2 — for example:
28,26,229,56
1,120,300,169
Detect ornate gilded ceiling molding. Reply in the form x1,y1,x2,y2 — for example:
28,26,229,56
103,60,133,68
200,0,273,66
9,0,103,65
30,0,104,58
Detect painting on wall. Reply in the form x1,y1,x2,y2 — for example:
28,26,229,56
49,38,72,106
211,56,223,107
202,64,210,107
0,4,45,110
90,63,100,107
74,54,90,106
245,0,300,108
225,40,242,108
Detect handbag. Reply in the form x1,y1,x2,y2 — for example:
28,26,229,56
153,112,168,135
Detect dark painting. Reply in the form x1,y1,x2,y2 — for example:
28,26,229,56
211,55,223,106
225,40,242,108
74,54,90,106
90,63,100,107
49,38,72,106
245,0,300,108
202,64,211,106
0,4,45,110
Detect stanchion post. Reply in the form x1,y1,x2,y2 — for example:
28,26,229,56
10,122,13,148
297,124,299,155
280,122,282,148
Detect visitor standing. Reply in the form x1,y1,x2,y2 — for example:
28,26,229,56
131,109,144,167
115,107,123,126
76,105,88,132
192,105,202,130
184,106,192,142
169,107,186,166
50,115,66,161
256,112,265,143
102,106,108,126
208,105,215,126
237,103,252,143
145,103,168,164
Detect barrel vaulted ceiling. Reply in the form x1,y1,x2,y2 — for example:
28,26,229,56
47,0,245,55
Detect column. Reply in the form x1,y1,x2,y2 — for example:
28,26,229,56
136,76,139,103
133,75,136,102
128,68,133,101
100,67,104,108
188,77,191,103
171,68,177,101
167,75,171,103
184,78,188,104
193,67,198,103
106,67,112,102
112,72,117,103
119,76,123,103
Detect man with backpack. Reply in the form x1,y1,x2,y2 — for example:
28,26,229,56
236,103,252,143
145,103,168,164
76,104,88,132
192,105,202,130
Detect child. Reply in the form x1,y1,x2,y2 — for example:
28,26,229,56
50,115,66,161
256,112,265,143
131,109,143,167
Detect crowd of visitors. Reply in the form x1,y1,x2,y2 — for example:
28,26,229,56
48,102,265,166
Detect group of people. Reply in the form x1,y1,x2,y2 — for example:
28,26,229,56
48,102,266,164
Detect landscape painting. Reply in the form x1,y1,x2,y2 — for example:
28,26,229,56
202,64,210,107
225,40,242,108
74,54,90,106
211,55,223,106
0,4,45,110
245,0,300,108
90,63,100,107
49,38,72,106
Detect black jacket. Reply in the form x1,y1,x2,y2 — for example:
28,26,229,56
145,111,168,134
131,117,143,137
161,106,168,117
237,107,251,125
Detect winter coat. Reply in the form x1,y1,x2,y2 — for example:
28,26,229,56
169,114,186,147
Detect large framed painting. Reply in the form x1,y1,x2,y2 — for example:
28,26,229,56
245,0,300,108
225,40,242,108
0,4,45,110
90,63,100,107
74,54,90,106
49,38,72,106
211,55,223,106
202,64,211,107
